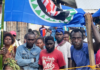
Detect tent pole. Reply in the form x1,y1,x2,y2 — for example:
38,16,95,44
85,14,95,70
0,0,5,69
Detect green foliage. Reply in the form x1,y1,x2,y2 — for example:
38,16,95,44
4,58,20,70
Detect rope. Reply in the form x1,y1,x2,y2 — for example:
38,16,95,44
60,65,100,70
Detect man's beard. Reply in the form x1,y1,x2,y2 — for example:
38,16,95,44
57,38,63,43
46,46,55,53
74,43,83,50
26,43,33,49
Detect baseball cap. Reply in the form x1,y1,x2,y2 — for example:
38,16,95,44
10,31,16,36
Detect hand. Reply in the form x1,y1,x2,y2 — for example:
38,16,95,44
96,63,100,68
34,58,36,62
84,13,93,24
0,45,7,55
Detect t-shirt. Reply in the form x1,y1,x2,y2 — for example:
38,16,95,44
55,41,71,68
96,49,100,64
38,49,66,70
39,27,46,37
12,39,22,47
71,43,90,70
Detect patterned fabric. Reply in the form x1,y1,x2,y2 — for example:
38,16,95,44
41,0,77,23
3,45,18,69
42,0,60,16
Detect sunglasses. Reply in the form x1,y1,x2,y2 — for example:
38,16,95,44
13,35,16,37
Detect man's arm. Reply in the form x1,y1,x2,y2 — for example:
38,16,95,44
15,47,34,66
91,16,100,51
71,60,76,70
60,66,65,69
58,51,66,69
68,58,72,68
91,22,100,44
72,60,76,70
39,65,43,70
68,43,72,68
29,49,41,68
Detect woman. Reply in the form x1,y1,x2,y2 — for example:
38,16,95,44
0,33,20,70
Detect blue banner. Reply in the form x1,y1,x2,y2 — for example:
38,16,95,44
4,0,85,27
92,9,100,17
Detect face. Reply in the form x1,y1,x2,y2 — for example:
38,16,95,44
26,34,35,48
54,27,57,29
13,35,16,39
64,34,69,42
42,25,44,28
71,32,83,49
50,30,52,34
45,40,55,53
55,32,63,42
36,39,44,49
4,36,12,46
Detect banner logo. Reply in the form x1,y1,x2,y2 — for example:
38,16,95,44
29,0,63,23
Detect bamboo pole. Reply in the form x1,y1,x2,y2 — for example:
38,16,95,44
85,14,95,70
0,0,5,69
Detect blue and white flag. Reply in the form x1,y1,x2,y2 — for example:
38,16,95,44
4,0,85,27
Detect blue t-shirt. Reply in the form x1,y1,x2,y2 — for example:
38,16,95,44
71,43,90,70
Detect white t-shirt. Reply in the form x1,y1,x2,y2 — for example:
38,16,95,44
55,41,71,69
13,39,22,47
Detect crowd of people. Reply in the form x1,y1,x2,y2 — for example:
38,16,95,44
0,16,100,70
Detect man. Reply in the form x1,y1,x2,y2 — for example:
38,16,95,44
70,29,90,70
39,25,47,37
70,13,100,69
50,27,57,41
36,37,45,50
39,36,66,70
64,31,70,42
15,32,41,70
55,28,72,69
10,31,22,47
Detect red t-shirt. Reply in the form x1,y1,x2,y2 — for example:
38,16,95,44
96,49,100,64
38,49,66,70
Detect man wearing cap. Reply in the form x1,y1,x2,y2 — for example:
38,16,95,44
10,31,22,47
55,28,72,69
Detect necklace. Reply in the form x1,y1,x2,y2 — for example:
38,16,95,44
56,40,64,48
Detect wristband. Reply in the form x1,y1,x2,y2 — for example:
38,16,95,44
31,58,34,63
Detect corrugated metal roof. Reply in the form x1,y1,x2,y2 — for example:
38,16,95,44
76,0,100,9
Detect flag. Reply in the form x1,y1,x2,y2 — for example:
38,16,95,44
4,0,85,27
92,9,100,17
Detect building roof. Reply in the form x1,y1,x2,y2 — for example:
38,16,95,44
75,0,100,9
60,0,76,8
